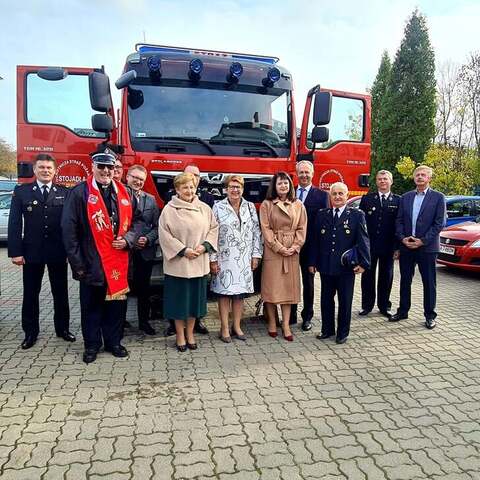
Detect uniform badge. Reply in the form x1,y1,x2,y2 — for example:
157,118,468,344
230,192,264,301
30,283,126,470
33,200,38,205
27,206,33,212
346,229,351,234
88,194,98,205
121,199,130,206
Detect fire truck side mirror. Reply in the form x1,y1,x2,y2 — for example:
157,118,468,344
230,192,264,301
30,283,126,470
115,70,137,89
91,114,113,133
311,126,329,144
313,92,332,126
89,72,112,112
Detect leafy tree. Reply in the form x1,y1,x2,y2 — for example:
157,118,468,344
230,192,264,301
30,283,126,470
379,9,436,193
0,138,16,177
370,50,391,185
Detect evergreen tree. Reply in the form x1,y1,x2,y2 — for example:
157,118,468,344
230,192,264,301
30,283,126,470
370,50,391,187
379,9,436,192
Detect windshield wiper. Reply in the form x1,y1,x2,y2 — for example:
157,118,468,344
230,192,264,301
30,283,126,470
145,136,216,155
209,138,279,157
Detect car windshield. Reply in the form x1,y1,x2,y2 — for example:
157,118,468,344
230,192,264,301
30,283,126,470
128,84,291,155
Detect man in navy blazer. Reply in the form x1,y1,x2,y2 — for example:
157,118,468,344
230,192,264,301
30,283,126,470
308,182,370,344
291,161,329,331
390,165,446,329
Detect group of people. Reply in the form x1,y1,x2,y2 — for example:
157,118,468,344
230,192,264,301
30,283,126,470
8,151,446,363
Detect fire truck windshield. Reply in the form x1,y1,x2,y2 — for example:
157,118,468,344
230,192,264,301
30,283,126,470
128,84,291,156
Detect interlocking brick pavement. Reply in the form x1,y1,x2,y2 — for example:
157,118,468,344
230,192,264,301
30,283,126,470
0,246,479,479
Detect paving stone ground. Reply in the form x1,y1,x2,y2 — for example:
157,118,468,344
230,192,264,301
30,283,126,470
0,245,480,479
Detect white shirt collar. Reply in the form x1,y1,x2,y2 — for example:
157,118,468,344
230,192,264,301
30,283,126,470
297,184,312,200
416,187,429,195
37,180,52,190
333,205,347,217
378,191,391,198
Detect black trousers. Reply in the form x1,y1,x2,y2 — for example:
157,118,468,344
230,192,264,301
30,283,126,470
22,262,69,337
291,253,315,323
79,282,124,351
131,253,154,325
398,249,437,320
320,272,355,339
361,251,394,312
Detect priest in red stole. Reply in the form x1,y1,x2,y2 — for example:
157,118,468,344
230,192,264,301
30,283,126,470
62,150,142,364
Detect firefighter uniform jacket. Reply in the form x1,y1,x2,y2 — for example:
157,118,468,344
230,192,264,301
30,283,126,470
8,182,69,263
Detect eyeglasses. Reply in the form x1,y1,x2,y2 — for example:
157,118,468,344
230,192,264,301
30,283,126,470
227,185,242,190
128,174,146,183
96,164,114,170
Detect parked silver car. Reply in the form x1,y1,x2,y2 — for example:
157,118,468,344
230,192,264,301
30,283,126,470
0,192,13,241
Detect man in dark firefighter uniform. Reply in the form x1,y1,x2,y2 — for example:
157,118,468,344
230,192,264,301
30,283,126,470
8,153,74,349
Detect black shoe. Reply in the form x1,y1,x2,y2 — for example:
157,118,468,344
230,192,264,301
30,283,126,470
358,309,371,316
176,344,187,352
164,324,176,337
336,336,348,344
389,313,408,322
425,318,436,329
21,335,37,350
194,321,209,335
83,349,98,364
302,320,312,331
187,342,198,350
379,310,393,319
316,333,333,340
56,331,76,342
105,345,129,358
139,322,156,336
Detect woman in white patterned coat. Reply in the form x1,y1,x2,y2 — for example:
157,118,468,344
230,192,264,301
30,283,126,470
210,175,263,342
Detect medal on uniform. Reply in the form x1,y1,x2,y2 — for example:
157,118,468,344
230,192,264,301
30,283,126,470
27,206,33,212
346,229,351,234
321,228,325,234
372,206,376,211
33,200,38,205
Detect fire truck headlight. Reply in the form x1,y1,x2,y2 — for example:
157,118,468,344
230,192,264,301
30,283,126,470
189,58,203,80
263,67,281,87
230,62,243,79
147,56,162,79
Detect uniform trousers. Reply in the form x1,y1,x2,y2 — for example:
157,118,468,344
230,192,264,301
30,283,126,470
131,253,154,324
22,262,69,337
398,249,437,320
290,253,315,323
361,251,394,312
320,272,355,339
79,282,124,351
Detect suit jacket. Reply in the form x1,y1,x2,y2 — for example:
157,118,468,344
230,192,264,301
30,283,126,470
359,192,400,255
8,182,69,263
396,188,446,253
299,186,329,260
308,207,370,276
132,191,160,261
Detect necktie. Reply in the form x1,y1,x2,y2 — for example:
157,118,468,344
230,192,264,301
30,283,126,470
299,188,305,202
381,194,386,206
42,185,49,202
334,208,339,222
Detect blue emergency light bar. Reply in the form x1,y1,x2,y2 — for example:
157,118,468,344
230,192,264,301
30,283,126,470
135,43,279,64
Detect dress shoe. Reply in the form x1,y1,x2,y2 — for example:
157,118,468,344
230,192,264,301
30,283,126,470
187,342,198,350
302,320,312,331
379,310,393,319
164,324,176,337
231,330,247,341
218,333,232,343
358,309,371,316
425,318,436,329
83,349,98,364
268,331,278,338
105,345,129,358
194,321,209,335
336,336,348,344
56,331,76,342
389,313,408,322
21,335,37,350
316,333,333,340
139,322,156,336
283,333,294,342
176,344,187,352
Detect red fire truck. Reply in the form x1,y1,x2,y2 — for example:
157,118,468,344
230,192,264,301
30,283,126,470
16,44,370,203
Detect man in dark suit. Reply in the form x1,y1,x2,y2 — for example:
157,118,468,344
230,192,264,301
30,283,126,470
291,160,328,331
164,163,212,336
308,182,370,344
8,154,74,349
390,165,446,329
126,164,160,335
359,170,400,318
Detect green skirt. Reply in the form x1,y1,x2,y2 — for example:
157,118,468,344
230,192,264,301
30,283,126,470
164,274,208,320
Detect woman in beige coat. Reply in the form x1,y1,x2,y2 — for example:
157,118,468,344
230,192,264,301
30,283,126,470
260,172,307,341
159,172,218,352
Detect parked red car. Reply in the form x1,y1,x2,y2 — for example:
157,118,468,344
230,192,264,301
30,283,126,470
437,218,480,272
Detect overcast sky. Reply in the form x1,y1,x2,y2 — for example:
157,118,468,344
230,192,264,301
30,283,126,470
0,0,478,147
